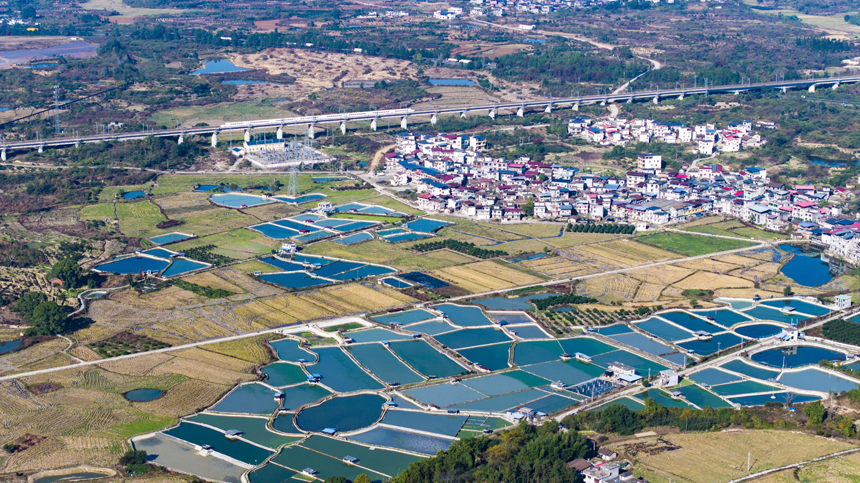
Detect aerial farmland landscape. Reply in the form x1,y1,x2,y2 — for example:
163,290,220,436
5,0,860,482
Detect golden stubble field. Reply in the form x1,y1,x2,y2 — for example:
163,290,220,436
612,430,853,483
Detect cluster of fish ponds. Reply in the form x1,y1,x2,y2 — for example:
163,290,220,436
92,247,210,278
131,295,860,483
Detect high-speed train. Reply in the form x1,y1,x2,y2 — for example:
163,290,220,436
219,108,416,130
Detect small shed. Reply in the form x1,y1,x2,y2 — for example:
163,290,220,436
321,428,337,436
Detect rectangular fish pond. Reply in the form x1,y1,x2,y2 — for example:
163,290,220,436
210,193,274,208
346,343,424,385
259,272,333,290
306,346,385,392
148,232,195,245
372,309,437,325
405,218,451,233
388,339,466,378
94,255,170,275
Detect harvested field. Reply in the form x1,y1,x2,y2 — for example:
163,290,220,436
0,338,69,375
613,430,853,483
673,271,754,290
673,258,741,273
134,379,229,418
493,223,564,238
256,297,328,323
551,232,624,247
714,288,783,299
151,192,211,212
174,347,256,374
729,262,781,282
96,352,174,376
232,48,416,91
303,240,408,265
125,286,207,309
713,254,764,267
436,229,505,246
182,271,246,295
579,240,679,268
753,450,860,483
431,261,545,293
204,334,275,365
627,265,694,285
491,238,556,255
115,201,166,238
148,356,253,386
171,210,257,237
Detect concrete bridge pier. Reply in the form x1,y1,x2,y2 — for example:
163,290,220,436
544,104,552,113
516,106,524,117
276,126,283,139
781,86,788,93
400,116,408,129
340,121,346,135
1,149,5,161
573,103,579,111
600,99,606,106
370,118,377,131
178,133,184,145
308,124,315,139
833,82,840,90
244,129,250,142
211,132,218,147
488,109,496,120
678,93,684,100
626,97,632,104
38,145,43,153
430,113,437,125
460,110,467,118
652,96,659,104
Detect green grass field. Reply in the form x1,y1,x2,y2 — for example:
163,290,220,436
638,232,757,257
170,229,278,259
172,209,258,237
115,200,166,238
80,203,116,221
150,102,296,128
685,221,785,241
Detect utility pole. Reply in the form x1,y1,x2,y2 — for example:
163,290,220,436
53,85,61,135
748,451,751,472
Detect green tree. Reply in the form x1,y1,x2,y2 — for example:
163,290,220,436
119,450,147,466
783,285,793,296
596,405,644,435
324,477,348,483
25,302,69,336
13,292,48,321
804,401,826,425
523,196,535,217
49,258,83,288
20,5,36,19
355,475,372,483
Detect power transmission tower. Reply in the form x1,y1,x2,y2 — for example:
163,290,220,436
287,164,298,198
53,85,61,135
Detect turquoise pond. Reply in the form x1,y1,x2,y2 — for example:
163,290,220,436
526,394,582,414
261,256,306,271
282,384,333,410
346,344,424,385
387,233,432,243
635,318,693,342
122,190,146,200
295,231,334,243
689,309,753,328
407,320,459,335
193,59,250,74
720,359,779,380
210,193,272,208
434,304,494,326
456,342,512,371
404,383,484,407
389,395,422,409
348,427,452,455
300,436,422,477
429,78,476,86
434,328,512,350
727,392,821,406
473,293,554,310
272,218,320,232
448,388,550,412
372,309,436,325
689,368,742,386
610,333,673,356
248,464,296,483
720,299,754,310
461,371,549,397
779,245,837,287
594,325,633,335
94,256,169,274
742,306,809,324
657,311,724,333
381,410,468,437
143,248,176,258
272,445,387,481
262,363,308,387
676,385,732,409
751,346,846,368
185,414,300,449
710,380,779,396
164,422,273,465
296,394,386,432
493,313,533,325
509,325,551,339
0,339,22,355
760,299,831,316
259,272,332,289
162,258,209,277
251,223,299,240
212,384,280,415
678,333,744,357
388,340,465,377
337,233,373,245
308,347,385,392
734,324,784,339
124,389,163,402
523,360,604,386
270,339,316,363
778,368,859,393
640,389,694,409
379,228,407,236
596,397,645,412
590,350,668,376
347,328,411,343
513,340,565,366
274,194,326,204
381,277,412,289
405,219,450,233
149,232,194,245
272,414,302,434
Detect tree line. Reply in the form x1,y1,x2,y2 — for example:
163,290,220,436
411,240,507,259
531,294,598,310
567,223,636,234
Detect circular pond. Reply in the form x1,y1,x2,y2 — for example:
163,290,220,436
124,388,164,402
296,394,386,433
751,346,846,369
734,324,783,339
